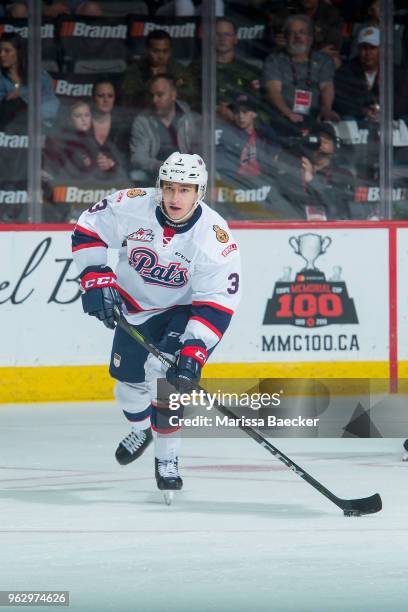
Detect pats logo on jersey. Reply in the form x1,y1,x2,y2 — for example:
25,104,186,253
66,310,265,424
127,188,146,198
213,225,229,243
127,228,154,242
263,233,358,328
129,247,188,287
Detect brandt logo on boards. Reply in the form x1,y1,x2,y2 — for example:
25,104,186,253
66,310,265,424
131,21,196,38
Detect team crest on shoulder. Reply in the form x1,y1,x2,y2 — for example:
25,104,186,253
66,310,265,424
127,228,154,242
127,188,147,198
213,225,229,243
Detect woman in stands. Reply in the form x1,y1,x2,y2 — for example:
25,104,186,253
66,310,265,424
0,32,59,130
91,77,129,175
45,99,127,184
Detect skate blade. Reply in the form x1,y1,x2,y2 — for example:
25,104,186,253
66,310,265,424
403,453,408,462
163,491,174,506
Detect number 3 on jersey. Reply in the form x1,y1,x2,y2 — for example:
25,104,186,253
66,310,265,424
88,199,108,214
227,273,239,295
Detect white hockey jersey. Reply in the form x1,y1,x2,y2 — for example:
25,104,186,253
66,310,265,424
72,188,241,349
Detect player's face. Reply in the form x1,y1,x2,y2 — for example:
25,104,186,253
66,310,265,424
0,42,18,70
161,182,198,221
94,83,115,113
71,104,92,131
146,39,172,69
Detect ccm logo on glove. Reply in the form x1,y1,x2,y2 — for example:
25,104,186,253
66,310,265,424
81,271,117,291
180,345,208,366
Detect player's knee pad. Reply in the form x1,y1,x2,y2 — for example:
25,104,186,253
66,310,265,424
115,380,150,409
115,381,152,425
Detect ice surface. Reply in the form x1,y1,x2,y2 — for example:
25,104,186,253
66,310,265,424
0,402,407,612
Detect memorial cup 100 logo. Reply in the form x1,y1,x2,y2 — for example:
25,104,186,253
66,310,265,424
263,233,358,328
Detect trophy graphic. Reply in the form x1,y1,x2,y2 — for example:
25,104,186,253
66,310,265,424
263,232,358,327
289,233,331,279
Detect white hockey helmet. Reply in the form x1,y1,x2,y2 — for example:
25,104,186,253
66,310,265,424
158,152,208,201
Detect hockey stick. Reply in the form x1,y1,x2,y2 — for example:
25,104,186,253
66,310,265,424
113,308,382,516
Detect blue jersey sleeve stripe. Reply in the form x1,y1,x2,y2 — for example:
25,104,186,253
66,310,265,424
190,303,232,336
71,228,108,251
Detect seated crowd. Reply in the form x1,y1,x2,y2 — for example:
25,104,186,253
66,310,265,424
0,0,407,222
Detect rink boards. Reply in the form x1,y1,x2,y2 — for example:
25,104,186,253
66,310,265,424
0,221,407,402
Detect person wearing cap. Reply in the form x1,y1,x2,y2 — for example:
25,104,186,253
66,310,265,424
334,27,380,121
274,121,354,220
217,94,279,179
349,0,380,58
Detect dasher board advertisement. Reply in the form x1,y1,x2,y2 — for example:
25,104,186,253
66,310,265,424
217,227,389,364
0,226,390,370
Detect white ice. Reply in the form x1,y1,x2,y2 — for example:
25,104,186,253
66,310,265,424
0,401,407,612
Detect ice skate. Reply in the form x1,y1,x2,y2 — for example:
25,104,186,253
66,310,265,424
155,457,183,505
115,427,152,465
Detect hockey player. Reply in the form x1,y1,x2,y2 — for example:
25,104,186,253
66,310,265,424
71,152,241,496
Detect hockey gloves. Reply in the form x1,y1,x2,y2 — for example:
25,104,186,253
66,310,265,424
166,340,208,393
80,265,121,329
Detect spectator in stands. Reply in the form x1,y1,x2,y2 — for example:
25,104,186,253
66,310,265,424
6,1,28,17
316,28,343,70
0,32,59,130
42,2,71,18
91,77,129,167
264,8,291,55
190,17,265,120
355,0,380,29
350,0,380,58
129,74,201,184
263,15,338,137
295,0,343,50
334,27,380,121
121,29,194,111
273,122,354,219
217,94,279,180
44,100,127,183
75,1,102,15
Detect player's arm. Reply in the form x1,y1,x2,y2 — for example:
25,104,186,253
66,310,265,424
167,236,241,392
71,191,124,328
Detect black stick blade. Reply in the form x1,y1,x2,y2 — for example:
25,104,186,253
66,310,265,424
341,493,382,516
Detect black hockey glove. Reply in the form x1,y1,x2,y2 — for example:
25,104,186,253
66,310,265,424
166,340,208,393
80,265,121,329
